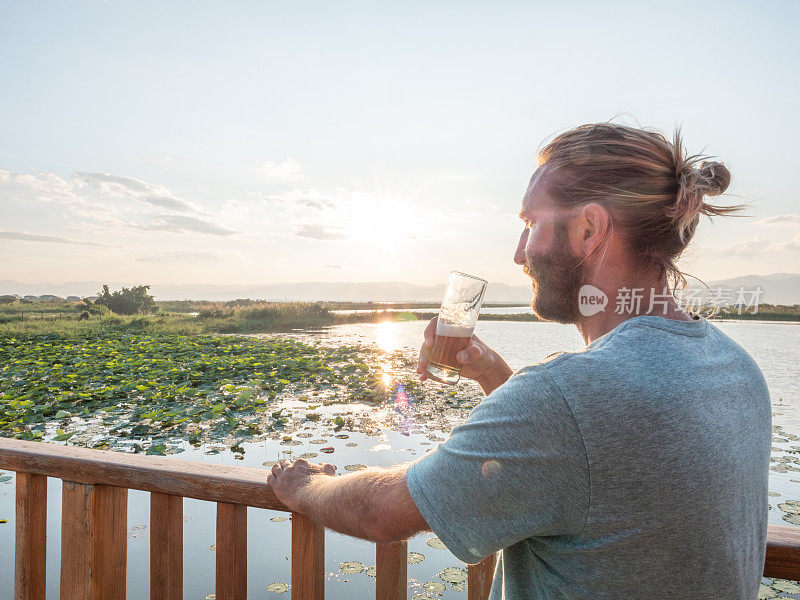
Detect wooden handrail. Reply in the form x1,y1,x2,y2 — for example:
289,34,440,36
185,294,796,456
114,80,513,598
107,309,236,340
0,437,287,510
3,437,800,600
764,525,800,581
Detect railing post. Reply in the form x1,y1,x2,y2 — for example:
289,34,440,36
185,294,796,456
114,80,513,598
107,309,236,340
151,493,183,600
216,502,247,600
291,512,325,600
15,472,47,600
468,553,497,600
375,541,407,600
60,481,128,600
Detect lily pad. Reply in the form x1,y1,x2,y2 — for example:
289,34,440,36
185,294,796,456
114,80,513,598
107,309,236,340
772,579,800,593
438,566,467,584
365,566,376,577
778,500,800,515
344,464,367,472
320,447,335,453
426,536,447,550
299,453,318,459
339,561,365,574
422,581,446,594
782,513,800,525
407,552,425,564
266,582,289,593
757,583,776,599
270,516,288,522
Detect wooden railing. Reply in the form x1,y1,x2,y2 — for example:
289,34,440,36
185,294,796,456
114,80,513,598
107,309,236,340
2,438,799,599
0,438,495,600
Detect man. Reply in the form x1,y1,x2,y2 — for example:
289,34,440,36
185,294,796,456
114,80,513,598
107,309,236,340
268,122,770,599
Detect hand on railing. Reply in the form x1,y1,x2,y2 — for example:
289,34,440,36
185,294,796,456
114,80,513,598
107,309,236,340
268,458,336,514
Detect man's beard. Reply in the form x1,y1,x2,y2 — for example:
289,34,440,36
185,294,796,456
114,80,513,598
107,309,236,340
523,223,584,324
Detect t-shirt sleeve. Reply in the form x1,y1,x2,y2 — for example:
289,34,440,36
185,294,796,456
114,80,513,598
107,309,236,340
405,365,589,564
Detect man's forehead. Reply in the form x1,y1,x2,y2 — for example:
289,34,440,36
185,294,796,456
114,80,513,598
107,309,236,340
520,166,549,216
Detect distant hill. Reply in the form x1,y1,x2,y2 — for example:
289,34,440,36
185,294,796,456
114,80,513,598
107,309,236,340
687,273,800,305
0,279,533,303
2,273,800,304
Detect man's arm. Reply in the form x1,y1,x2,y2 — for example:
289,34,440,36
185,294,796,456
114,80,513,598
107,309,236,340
268,459,430,543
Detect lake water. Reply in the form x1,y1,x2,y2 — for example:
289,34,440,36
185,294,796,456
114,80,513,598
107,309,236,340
1,319,799,599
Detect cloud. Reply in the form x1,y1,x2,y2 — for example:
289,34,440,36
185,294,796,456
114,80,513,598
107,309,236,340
295,224,346,240
133,249,241,262
74,172,152,197
0,230,107,246
755,213,800,226
301,200,337,210
74,172,197,213
779,232,800,252
716,238,772,257
253,158,302,181
1,171,86,206
714,234,800,257
136,215,239,236
141,195,196,212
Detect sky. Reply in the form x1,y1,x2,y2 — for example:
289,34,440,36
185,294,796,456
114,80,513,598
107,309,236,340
1,0,799,289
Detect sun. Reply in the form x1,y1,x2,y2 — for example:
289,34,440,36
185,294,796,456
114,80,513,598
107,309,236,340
344,193,422,260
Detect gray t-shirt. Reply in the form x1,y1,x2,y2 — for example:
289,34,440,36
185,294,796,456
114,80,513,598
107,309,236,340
406,315,771,600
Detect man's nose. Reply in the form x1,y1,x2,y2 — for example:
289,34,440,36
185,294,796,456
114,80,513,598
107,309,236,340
514,230,527,265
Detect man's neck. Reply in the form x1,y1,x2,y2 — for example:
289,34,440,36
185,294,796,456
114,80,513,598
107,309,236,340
576,277,693,345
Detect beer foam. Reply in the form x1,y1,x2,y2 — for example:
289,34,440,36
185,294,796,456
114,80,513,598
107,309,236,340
435,321,473,337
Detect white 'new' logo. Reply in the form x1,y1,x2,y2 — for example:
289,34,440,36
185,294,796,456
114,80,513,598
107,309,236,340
578,284,608,317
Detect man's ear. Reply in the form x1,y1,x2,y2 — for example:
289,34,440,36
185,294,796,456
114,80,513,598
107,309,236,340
576,202,611,257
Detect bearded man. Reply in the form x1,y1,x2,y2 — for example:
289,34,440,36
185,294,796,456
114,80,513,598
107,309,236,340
268,122,770,600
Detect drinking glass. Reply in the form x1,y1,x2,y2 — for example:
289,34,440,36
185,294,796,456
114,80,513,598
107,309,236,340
425,271,487,385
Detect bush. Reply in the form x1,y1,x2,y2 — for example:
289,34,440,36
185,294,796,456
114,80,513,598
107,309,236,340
78,311,90,321
95,284,156,315
0,295,16,304
87,304,112,316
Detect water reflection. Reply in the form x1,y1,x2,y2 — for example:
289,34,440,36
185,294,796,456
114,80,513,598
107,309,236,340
376,320,398,389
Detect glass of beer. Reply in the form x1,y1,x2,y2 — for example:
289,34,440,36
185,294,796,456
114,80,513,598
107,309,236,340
425,271,487,385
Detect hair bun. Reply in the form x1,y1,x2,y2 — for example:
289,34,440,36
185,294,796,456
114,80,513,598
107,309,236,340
697,161,731,197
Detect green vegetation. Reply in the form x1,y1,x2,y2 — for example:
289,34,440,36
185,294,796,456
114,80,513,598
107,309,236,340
0,333,382,452
2,294,799,337
710,304,800,321
95,284,156,315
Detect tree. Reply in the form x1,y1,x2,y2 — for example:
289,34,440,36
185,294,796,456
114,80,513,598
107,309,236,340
95,285,156,315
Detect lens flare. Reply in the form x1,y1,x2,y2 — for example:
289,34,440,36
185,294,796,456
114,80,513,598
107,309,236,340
481,459,502,478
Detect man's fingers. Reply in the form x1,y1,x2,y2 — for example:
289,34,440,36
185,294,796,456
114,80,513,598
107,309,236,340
423,317,438,345
417,338,431,373
272,463,284,476
267,473,275,486
322,463,336,475
457,342,483,364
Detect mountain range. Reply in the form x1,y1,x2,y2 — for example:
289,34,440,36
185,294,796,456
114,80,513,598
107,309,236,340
2,273,800,304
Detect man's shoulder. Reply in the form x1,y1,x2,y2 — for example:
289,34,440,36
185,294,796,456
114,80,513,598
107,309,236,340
483,363,574,420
